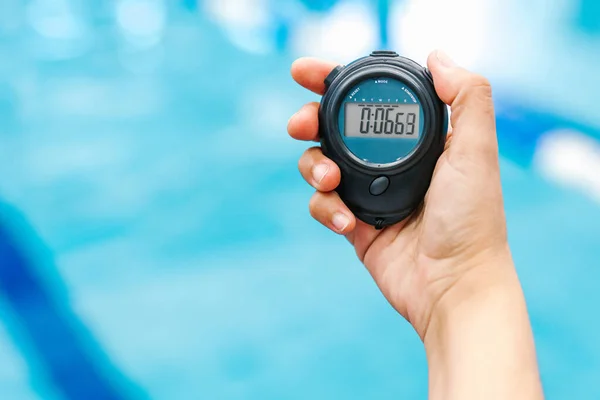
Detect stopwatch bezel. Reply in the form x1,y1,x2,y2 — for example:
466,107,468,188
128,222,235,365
320,58,445,175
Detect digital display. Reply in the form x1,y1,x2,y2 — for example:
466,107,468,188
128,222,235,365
345,103,420,138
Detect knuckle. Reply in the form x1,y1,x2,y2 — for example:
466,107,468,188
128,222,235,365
297,155,308,174
308,193,320,217
299,102,319,118
452,74,494,123
299,146,319,169
463,74,493,101
307,145,321,155
468,73,491,88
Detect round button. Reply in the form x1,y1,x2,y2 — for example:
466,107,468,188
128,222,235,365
369,176,390,196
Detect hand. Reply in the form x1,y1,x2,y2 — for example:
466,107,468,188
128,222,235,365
288,50,512,340
289,50,544,399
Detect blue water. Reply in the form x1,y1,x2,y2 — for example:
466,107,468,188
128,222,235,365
0,1,599,399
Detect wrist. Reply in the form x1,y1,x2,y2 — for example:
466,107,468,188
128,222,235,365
423,255,522,347
417,245,517,340
422,252,543,400
405,246,516,340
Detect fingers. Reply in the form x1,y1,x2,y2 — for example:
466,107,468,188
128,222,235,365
299,147,353,235
427,50,498,163
288,58,339,141
288,102,319,141
291,57,340,95
309,191,356,235
298,147,341,192
290,58,352,236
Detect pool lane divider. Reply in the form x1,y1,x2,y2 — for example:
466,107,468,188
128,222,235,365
0,203,147,400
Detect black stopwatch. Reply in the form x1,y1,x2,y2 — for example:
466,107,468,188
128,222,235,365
319,50,448,229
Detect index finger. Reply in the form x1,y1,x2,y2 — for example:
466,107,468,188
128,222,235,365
291,57,340,95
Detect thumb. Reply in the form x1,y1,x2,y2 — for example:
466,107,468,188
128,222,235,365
427,50,498,164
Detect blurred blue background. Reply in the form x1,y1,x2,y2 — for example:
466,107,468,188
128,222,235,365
0,0,600,399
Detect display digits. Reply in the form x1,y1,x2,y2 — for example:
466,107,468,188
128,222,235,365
395,112,404,134
356,105,417,136
384,109,394,134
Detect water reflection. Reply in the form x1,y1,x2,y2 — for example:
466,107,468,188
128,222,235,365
116,0,166,48
27,0,91,59
291,1,379,61
535,130,600,202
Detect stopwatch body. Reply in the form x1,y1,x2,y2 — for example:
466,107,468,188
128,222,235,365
319,51,448,229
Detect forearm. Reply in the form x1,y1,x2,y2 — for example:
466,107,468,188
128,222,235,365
424,259,544,400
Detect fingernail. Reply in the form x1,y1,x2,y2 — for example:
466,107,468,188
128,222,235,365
332,212,350,232
436,50,456,68
312,163,329,184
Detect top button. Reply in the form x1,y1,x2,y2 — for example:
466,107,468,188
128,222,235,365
370,50,399,57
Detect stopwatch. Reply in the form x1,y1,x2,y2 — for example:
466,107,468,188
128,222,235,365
319,50,448,229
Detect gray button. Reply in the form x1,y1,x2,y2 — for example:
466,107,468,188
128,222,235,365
369,176,390,196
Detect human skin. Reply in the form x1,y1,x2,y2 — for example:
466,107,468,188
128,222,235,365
287,50,544,400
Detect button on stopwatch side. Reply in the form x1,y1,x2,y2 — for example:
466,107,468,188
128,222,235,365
324,65,345,89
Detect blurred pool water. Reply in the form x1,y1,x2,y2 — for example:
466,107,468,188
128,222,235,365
0,1,599,399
